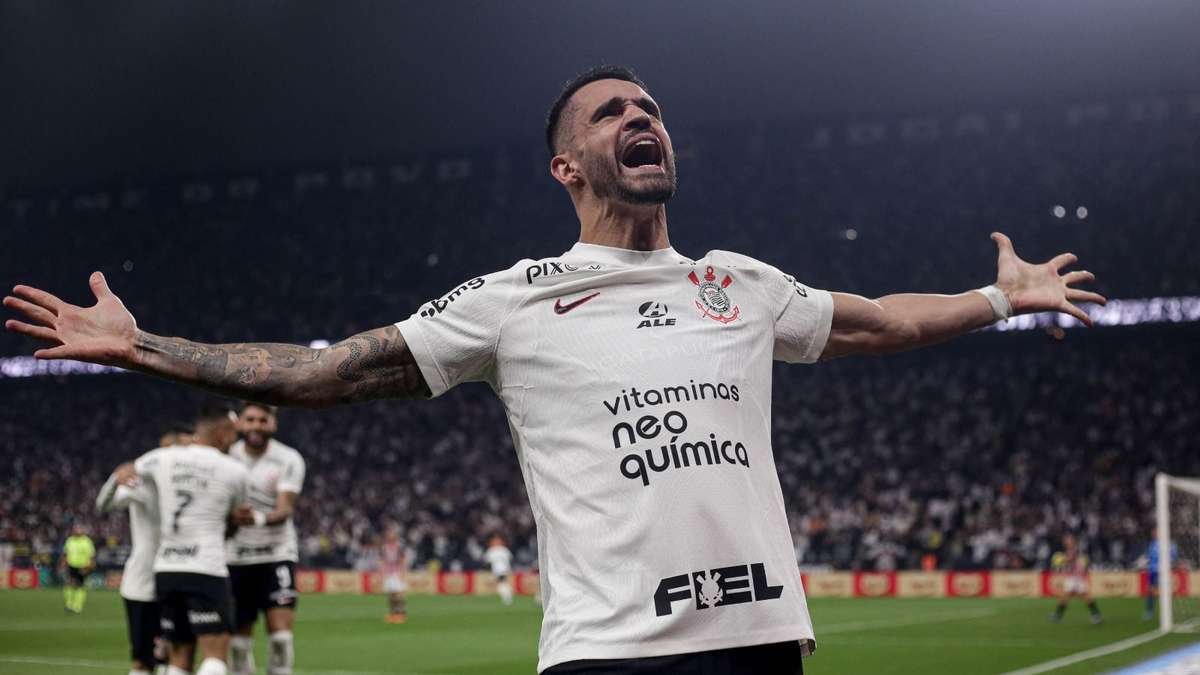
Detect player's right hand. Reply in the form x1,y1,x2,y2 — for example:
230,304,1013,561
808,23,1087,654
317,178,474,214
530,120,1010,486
4,271,139,366
232,504,257,526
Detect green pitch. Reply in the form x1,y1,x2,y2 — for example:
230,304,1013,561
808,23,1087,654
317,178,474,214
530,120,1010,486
1,591,1197,674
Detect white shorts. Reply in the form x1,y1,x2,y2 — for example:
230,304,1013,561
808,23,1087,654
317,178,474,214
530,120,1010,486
383,574,407,594
1063,576,1088,594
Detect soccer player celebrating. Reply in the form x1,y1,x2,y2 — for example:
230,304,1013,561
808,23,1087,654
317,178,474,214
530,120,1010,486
133,405,249,675
1050,534,1102,624
60,523,95,614
484,535,515,606
379,528,409,624
225,403,305,675
5,66,1106,674
96,429,186,675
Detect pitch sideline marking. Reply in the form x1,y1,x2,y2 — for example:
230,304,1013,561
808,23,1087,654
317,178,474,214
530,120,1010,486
997,630,1165,675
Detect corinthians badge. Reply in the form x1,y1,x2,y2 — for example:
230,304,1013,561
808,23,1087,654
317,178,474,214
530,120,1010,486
688,266,740,324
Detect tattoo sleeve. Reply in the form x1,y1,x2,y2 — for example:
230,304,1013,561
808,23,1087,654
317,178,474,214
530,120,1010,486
133,325,430,407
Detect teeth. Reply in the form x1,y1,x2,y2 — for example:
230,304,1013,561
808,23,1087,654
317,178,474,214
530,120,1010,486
636,140,655,146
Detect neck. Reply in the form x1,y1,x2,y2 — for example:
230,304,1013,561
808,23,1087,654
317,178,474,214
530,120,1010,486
244,441,268,458
575,195,670,251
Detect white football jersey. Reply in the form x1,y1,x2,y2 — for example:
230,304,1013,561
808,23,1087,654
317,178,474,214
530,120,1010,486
96,472,160,602
484,545,513,576
135,445,248,577
226,439,306,565
396,243,833,671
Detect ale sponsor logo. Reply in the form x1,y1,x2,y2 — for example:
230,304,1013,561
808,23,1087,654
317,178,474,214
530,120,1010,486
636,301,675,329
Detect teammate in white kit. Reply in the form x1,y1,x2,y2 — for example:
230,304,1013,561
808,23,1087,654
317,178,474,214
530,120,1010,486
133,405,248,675
6,66,1106,674
96,428,192,675
484,536,515,606
225,403,305,675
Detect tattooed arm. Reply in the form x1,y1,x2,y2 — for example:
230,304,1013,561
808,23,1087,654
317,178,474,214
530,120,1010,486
134,326,429,407
4,272,429,407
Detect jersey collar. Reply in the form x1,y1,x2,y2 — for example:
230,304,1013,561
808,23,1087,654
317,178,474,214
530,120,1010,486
565,242,689,266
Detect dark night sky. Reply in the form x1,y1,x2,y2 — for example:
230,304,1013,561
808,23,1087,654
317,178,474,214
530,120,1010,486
3,0,1198,190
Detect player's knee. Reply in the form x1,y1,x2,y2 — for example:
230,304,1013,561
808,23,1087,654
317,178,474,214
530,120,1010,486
267,608,295,632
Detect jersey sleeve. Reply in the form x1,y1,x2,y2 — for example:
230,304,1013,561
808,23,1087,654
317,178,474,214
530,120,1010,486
277,451,306,494
133,448,165,484
95,472,122,513
770,270,834,364
394,267,520,397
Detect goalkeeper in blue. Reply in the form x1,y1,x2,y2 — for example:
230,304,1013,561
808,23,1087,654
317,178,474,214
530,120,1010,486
1140,528,1178,621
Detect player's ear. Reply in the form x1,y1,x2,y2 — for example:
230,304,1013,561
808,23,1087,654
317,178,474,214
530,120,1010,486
550,154,580,188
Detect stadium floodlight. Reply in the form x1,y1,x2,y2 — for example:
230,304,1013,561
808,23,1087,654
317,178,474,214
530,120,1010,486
1155,473,1200,633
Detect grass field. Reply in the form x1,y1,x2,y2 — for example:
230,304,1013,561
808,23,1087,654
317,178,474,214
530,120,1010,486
2,591,1198,674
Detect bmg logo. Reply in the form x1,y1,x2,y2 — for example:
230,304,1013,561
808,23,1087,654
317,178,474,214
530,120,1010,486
654,562,783,616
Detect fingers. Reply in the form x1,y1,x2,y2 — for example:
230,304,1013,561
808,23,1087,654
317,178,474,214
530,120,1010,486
990,232,1016,258
1061,270,1095,286
1060,302,1093,327
1066,289,1107,305
3,295,57,327
33,344,77,360
1049,252,1078,271
9,285,66,315
89,271,113,300
4,319,60,343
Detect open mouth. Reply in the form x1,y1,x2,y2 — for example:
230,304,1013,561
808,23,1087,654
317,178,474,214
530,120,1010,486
620,134,664,171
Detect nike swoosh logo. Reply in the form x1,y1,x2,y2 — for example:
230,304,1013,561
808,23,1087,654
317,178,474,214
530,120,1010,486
553,292,600,315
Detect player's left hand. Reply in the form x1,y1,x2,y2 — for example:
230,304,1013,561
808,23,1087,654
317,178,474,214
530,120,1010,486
991,232,1106,326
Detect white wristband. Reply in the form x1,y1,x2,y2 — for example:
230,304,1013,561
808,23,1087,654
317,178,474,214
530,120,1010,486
974,285,1013,321
252,511,268,527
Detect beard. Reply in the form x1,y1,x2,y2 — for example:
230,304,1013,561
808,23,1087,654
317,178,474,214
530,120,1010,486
583,151,677,205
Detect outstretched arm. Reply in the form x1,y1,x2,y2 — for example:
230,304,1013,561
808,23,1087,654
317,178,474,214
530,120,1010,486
4,272,429,407
820,232,1106,360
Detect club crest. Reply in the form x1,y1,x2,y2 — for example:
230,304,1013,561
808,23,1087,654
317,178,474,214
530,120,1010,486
688,266,740,324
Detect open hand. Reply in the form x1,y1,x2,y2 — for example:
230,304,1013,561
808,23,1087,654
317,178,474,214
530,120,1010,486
4,272,139,366
991,232,1106,326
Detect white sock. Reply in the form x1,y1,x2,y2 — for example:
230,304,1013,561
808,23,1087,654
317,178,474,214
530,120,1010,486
267,630,293,675
498,582,513,605
195,657,228,675
167,667,191,675
228,635,255,675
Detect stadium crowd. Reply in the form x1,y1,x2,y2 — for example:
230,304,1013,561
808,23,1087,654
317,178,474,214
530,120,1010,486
1,100,1197,576
1,326,1196,575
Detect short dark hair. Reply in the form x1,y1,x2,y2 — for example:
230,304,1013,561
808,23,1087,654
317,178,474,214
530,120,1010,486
196,401,236,425
545,65,648,155
240,401,278,416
